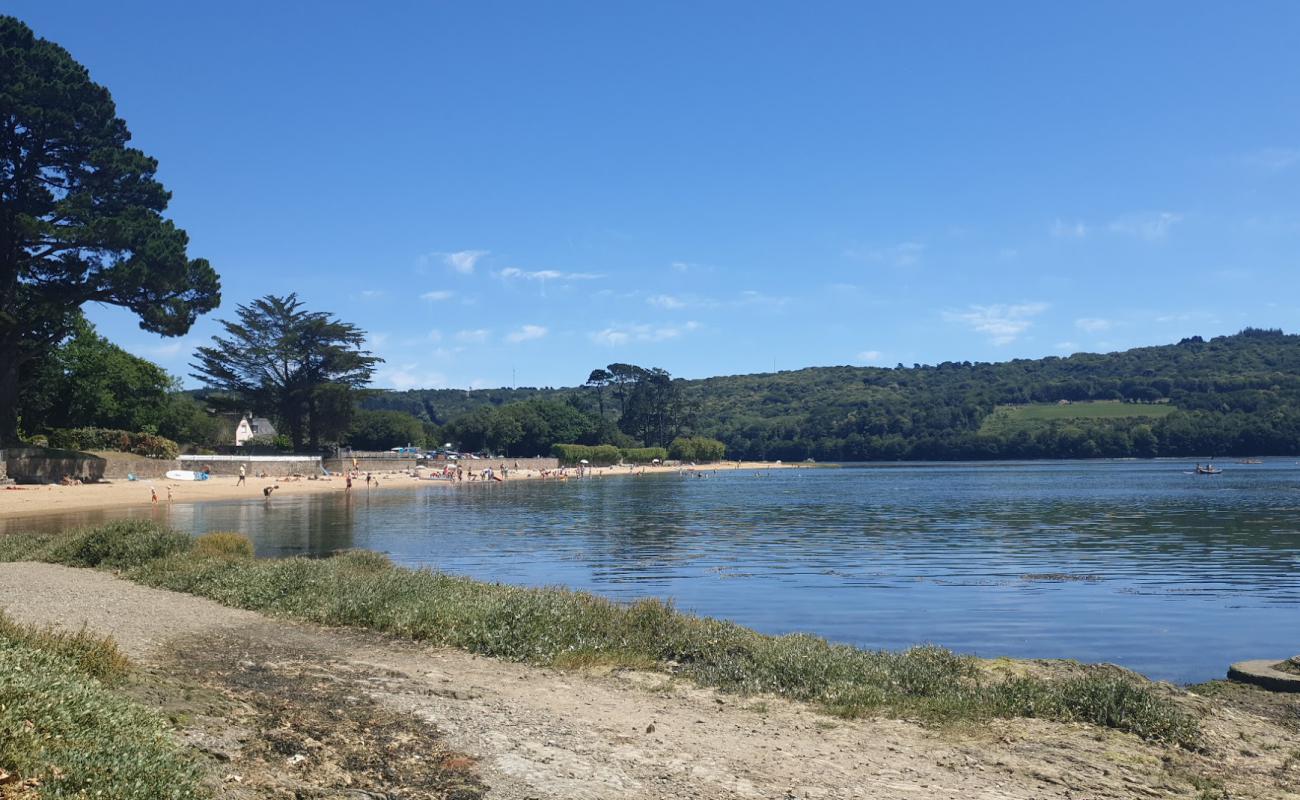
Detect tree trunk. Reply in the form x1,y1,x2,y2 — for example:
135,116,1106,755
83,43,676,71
0,347,19,445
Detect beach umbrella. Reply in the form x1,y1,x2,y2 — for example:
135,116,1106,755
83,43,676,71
579,459,590,464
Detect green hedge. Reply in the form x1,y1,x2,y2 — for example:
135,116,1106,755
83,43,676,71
551,443,622,465
669,436,727,463
620,447,668,463
47,427,180,459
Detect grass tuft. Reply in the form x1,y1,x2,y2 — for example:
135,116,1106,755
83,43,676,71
193,531,255,559
0,611,131,684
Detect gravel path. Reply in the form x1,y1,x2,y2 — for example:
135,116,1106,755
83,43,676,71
1,562,1294,799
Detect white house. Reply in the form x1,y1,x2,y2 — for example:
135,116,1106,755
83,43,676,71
234,415,277,446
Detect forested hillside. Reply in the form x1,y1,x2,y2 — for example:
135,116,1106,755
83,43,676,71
366,328,1300,460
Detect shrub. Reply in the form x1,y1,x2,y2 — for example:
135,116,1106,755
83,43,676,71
193,531,255,559
47,427,180,459
620,447,668,463
45,519,192,569
669,436,727,462
551,443,623,465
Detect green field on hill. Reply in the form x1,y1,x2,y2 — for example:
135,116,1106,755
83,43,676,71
979,401,1177,435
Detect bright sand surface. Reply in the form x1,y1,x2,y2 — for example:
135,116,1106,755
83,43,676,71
0,461,799,520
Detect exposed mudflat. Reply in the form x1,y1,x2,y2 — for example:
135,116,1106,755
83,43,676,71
2,562,1298,799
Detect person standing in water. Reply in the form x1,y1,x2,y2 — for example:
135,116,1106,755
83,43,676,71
237,463,246,486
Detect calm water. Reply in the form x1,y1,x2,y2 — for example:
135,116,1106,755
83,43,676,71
8,460,1300,683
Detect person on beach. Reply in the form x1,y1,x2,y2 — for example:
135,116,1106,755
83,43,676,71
346,473,353,491
263,485,278,499
166,486,173,503
237,464,246,486
150,487,158,504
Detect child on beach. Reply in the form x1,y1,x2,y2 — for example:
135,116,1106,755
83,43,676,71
150,487,158,504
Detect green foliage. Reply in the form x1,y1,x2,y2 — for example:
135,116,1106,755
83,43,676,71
380,329,1300,461
242,432,293,452
443,398,596,456
348,408,426,450
193,531,255,559
979,401,1176,435
551,443,622,465
0,16,220,444
0,615,207,799
47,427,180,459
37,519,192,569
191,294,380,450
669,436,727,462
621,447,668,462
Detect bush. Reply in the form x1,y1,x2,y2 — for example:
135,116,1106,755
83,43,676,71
669,436,727,462
194,531,255,559
551,443,623,465
620,447,668,463
44,520,193,569
47,427,180,459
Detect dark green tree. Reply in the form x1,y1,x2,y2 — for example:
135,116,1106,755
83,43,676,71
585,368,611,416
191,294,380,450
346,409,425,451
0,17,220,443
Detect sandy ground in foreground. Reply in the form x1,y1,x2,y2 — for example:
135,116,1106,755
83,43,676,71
0,461,797,519
1,562,1298,799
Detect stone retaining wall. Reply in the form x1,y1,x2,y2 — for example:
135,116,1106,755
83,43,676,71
178,455,322,477
4,447,106,484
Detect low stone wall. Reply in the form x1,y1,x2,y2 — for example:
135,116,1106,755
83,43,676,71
178,455,322,477
100,456,175,480
4,447,106,484
323,456,419,474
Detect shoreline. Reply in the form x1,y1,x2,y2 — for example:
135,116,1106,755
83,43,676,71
0,460,801,520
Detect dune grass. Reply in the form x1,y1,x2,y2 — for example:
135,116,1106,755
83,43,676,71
0,610,207,799
0,520,1200,748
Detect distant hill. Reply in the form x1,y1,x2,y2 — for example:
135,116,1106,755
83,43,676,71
365,328,1300,460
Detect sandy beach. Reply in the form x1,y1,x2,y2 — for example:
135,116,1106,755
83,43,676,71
0,460,798,519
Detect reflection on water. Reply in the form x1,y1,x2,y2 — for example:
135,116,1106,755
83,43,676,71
7,460,1300,683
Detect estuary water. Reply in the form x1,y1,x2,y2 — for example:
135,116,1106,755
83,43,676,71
11,460,1300,683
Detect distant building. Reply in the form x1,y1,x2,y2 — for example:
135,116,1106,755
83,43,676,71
235,415,278,446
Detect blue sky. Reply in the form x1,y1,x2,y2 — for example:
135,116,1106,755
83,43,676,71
13,2,1300,389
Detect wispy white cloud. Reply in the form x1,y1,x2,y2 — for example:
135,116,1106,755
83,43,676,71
1075,317,1113,333
1051,219,1088,239
589,321,700,347
146,339,192,358
736,290,791,310
846,241,926,267
357,289,384,300
1055,341,1079,352
505,324,548,343
497,267,603,281
1108,211,1182,241
647,293,688,310
454,328,491,344
942,302,1049,345
445,250,488,274
420,290,454,301
1240,147,1300,171
365,332,390,350
377,364,450,390
856,350,883,364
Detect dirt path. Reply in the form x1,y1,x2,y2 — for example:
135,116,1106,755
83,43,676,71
2,562,1297,799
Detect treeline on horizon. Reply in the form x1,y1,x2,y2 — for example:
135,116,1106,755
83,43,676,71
363,328,1300,461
